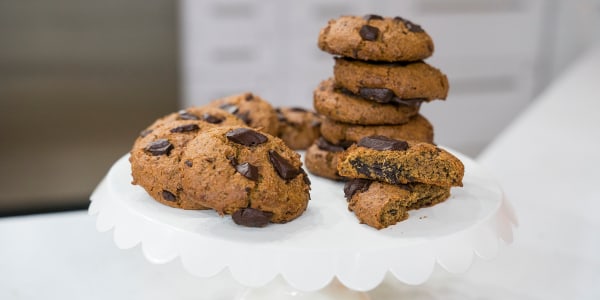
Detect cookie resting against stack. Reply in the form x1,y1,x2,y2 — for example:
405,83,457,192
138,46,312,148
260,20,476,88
306,14,463,229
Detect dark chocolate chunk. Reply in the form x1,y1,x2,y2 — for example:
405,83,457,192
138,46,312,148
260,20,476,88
170,124,199,133
363,14,384,21
178,110,200,120
393,16,424,33
202,113,224,124
161,190,176,202
268,150,300,180
235,162,259,181
359,25,379,41
359,88,395,103
232,208,273,227
357,136,408,151
244,93,254,101
220,103,239,114
316,137,345,152
289,107,308,112
349,158,410,185
275,108,287,122
139,129,153,138
184,160,193,167
236,111,252,125
300,168,311,186
391,97,425,107
226,128,268,146
344,179,372,201
145,139,173,156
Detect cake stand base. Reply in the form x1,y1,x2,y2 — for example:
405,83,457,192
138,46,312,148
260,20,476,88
237,277,370,300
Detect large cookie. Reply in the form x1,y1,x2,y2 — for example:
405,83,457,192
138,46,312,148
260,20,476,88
334,58,449,101
313,78,420,125
320,114,434,145
344,179,451,229
180,126,311,224
304,137,350,181
276,107,322,150
318,15,434,62
130,112,244,209
337,136,464,187
206,92,279,136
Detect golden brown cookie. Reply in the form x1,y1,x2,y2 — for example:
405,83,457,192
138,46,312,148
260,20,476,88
333,58,449,101
304,138,350,181
337,136,464,187
180,126,311,225
313,78,421,125
206,92,279,136
276,107,322,150
320,114,434,145
318,15,434,62
344,179,450,229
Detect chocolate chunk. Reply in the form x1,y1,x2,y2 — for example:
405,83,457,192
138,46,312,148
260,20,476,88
220,103,239,114
275,108,287,122
170,124,199,133
391,97,425,107
316,137,345,152
139,129,153,138
359,88,395,103
184,160,193,167
232,208,273,227
289,107,308,112
268,150,300,180
363,14,383,21
202,113,224,124
393,16,424,33
344,179,372,200
244,93,254,101
161,190,176,202
358,136,408,151
145,139,173,156
235,162,259,181
349,158,410,185
178,110,200,120
236,111,252,125
226,128,268,146
359,25,379,41
300,168,311,186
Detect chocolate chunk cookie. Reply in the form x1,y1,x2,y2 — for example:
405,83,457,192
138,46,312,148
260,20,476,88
304,137,350,181
313,78,421,125
318,15,434,62
180,126,311,224
206,92,279,136
344,179,451,229
334,58,449,101
276,106,322,150
337,136,464,187
320,114,434,145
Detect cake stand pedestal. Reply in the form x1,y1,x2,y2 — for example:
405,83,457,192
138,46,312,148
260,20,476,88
89,150,516,299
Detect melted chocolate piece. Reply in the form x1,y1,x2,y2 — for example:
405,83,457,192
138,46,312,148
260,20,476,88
139,129,153,138
170,124,199,133
184,160,193,167
289,107,308,112
244,93,254,101
220,103,239,114
359,88,395,103
344,179,372,201
359,25,379,41
268,150,300,180
161,190,176,202
357,136,408,151
349,158,414,184
226,128,268,146
300,168,311,186
393,16,424,33
363,14,384,21
235,162,259,181
202,113,224,124
316,137,346,152
178,110,200,120
232,208,273,227
145,139,173,156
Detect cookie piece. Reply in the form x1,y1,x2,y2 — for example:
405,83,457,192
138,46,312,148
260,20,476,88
206,92,279,136
344,179,451,229
320,114,434,145
180,126,311,224
304,137,350,181
337,136,464,187
318,15,434,62
334,58,449,101
276,107,322,150
130,113,243,209
313,78,420,125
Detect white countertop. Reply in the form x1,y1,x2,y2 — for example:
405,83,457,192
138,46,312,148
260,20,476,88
2,44,600,299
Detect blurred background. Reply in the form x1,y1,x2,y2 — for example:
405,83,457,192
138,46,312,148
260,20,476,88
1,0,599,216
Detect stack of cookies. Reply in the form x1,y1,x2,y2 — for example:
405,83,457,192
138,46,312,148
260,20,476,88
305,14,462,229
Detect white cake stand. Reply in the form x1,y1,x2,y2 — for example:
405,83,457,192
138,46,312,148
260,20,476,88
89,150,516,299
